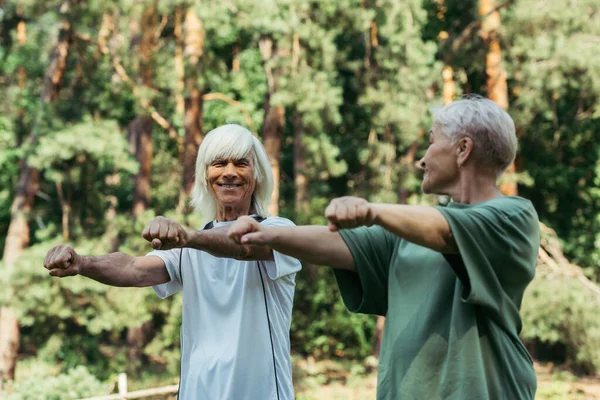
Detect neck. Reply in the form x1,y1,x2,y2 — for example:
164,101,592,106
446,167,503,204
216,203,253,222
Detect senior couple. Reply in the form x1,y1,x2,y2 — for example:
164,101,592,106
44,97,540,400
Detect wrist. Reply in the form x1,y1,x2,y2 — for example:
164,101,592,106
266,226,280,246
368,202,380,226
77,255,88,276
185,230,200,249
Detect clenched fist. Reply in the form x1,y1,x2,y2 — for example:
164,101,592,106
325,196,376,231
44,244,81,278
142,216,189,250
227,215,272,245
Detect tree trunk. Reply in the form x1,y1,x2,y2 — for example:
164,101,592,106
0,168,38,386
292,112,310,222
263,100,285,216
0,21,27,368
41,19,74,103
0,5,75,385
183,9,204,66
129,116,153,218
177,8,205,212
480,0,508,111
183,89,203,198
182,9,204,198
259,37,285,216
174,6,185,117
442,65,455,106
127,7,157,373
480,0,516,196
129,7,156,218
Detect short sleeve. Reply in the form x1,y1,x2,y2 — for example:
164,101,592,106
147,248,183,299
261,217,302,280
333,226,398,316
436,198,540,315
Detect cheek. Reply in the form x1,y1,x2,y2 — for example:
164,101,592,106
206,169,218,183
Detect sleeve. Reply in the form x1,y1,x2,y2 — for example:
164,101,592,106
261,217,302,280
333,226,398,316
147,248,183,299
435,199,540,315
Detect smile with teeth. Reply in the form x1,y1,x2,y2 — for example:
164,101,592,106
218,183,243,188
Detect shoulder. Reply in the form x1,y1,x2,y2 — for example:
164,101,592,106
260,216,297,227
459,197,540,239
438,196,539,235
476,196,538,222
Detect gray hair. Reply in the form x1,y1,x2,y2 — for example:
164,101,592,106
190,124,274,221
433,95,517,174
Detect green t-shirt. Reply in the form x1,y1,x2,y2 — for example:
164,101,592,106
334,196,540,400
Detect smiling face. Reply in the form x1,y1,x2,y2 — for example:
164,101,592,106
207,154,257,218
418,123,460,195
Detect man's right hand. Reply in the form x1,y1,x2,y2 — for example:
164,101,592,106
44,245,81,278
227,216,273,245
142,216,189,250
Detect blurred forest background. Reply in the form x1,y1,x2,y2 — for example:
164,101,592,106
0,0,599,399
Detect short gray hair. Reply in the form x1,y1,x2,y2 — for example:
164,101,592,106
433,95,517,173
190,124,274,221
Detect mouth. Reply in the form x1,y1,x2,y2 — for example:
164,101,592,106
217,183,243,189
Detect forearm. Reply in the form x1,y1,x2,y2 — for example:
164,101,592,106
79,253,143,287
186,227,274,261
269,226,355,271
371,204,457,253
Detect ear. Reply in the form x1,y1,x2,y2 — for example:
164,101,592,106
456,137,474,168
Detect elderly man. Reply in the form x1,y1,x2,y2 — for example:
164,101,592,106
44,124,301,400
229,97,540,399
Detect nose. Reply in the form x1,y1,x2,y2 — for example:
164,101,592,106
223,162,237,177
417,157,426,170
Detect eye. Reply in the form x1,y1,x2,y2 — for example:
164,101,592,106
211,160,227,167
236,159,250,166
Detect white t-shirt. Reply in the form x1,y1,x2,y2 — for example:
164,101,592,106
147,216,301,400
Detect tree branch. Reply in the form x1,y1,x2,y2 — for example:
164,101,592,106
202,92,254,131
75,33,183,147
448,0,514,53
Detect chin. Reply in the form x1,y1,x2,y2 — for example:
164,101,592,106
421,182,431,194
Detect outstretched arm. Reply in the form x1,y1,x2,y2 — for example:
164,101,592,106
227,217,355,271
141,216,274,261
325,196,458,254
44,245,170,287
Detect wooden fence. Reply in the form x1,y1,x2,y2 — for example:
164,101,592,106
79,373,178,400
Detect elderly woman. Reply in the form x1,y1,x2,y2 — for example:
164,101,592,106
229,97,540,399
44,124,301,400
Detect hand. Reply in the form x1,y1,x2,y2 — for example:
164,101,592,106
44,244,81,278
142,216,189,250
227,216,273,245
325,196,376,232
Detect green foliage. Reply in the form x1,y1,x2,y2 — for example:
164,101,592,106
0,0,599,391
29,119,138,175
535,369,587,400
0,117,18,251
291,268,376,359
504,0,600,269
521,272,600,374
6,366,110,400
